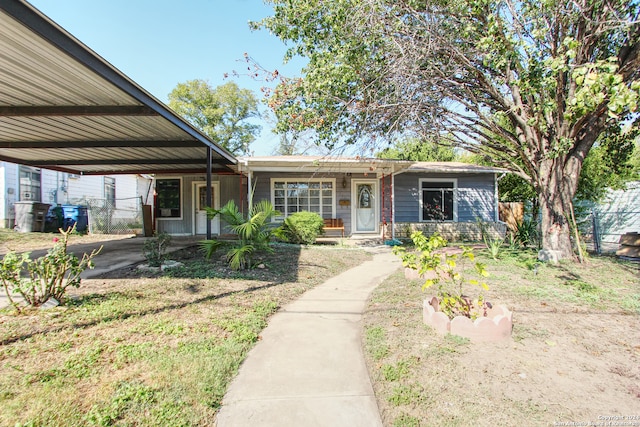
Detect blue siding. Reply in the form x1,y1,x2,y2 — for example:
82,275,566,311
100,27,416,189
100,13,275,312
394,172,496,223
156,174,242,235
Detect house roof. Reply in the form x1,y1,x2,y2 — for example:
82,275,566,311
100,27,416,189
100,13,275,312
406,162,506,174
237,155,413,174
0,1,236,176
238,156,506,175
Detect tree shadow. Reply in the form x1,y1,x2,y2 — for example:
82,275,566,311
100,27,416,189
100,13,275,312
0,280,287,346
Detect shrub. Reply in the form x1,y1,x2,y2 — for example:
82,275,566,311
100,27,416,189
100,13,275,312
142,232,172,267
393,231,490,320
200,200,279,270
0,226,101,311
512,218,539,248
275,211,324,244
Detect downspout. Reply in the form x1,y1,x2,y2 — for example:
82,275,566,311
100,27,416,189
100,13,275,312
495,172,506,222
381,172,385,239
391,166,405,240
206,147,212,239
246,158,253,208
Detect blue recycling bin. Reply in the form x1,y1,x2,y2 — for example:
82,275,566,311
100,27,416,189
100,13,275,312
61,205,88,233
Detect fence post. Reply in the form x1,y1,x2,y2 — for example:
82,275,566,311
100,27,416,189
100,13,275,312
591,208,601,254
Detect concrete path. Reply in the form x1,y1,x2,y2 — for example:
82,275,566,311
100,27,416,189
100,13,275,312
215,246,400,427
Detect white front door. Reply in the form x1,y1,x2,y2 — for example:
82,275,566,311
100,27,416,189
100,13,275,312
193,182,220,235
352,179,378,233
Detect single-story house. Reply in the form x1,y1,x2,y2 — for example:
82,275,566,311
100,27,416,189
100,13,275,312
154,156,507,241
0,1,507,242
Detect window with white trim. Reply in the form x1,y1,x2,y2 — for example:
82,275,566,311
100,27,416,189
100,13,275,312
420,179,457,221
272,179,335,219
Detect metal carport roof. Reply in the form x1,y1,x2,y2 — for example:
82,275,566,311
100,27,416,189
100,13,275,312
0,0,236,176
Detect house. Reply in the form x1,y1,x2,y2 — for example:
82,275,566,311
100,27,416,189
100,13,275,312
153,156,507,241
589,181,640,244
0,1,506,242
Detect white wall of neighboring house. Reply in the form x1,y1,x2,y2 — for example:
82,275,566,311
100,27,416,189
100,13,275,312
0,161,152,230
595,181,640,243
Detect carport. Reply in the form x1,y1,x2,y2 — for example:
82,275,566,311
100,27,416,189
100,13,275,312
0,0,236,238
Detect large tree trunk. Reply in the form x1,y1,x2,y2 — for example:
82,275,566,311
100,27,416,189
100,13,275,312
537,157,580,260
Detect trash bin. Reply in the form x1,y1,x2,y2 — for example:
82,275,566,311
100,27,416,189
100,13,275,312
45,205,64,232
61,205,88,233
14,201,51,232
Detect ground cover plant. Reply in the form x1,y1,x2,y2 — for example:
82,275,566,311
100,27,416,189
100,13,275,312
0,240,371,426
363,249,640,426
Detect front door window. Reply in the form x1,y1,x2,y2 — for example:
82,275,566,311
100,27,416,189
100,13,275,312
354,182,377,233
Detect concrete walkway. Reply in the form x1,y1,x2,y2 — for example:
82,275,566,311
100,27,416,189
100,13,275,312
215,246,401,427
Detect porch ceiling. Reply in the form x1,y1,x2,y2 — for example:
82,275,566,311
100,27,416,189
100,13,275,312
0,1,236,176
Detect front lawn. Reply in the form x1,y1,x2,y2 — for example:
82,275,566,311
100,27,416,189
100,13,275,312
363,249,640,427
0,243,371,426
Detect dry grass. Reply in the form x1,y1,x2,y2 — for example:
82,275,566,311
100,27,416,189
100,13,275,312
0,229,132,255
0,243,371,426
363,248,640,427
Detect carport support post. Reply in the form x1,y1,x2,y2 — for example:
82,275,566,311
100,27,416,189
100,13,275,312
206,147,212,240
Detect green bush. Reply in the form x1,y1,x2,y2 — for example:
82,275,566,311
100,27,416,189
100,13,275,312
200,200,279,270
275,211,324,244
0,226,101,311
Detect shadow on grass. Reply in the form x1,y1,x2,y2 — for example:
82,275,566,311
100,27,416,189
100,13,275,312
0,280,285,346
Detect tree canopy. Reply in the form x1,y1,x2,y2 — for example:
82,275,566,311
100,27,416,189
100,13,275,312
377,137,458,162
168,80,260,155
255,0,640,259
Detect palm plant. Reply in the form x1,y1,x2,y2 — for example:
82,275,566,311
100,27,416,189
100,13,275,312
200,200,279,270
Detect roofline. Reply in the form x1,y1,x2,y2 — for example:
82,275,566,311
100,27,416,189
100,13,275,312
1,0,236,165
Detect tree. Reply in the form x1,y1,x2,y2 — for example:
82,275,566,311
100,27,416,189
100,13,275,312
576,118,639,202
254,0,640,259
168,80,260,155
377,137,458,161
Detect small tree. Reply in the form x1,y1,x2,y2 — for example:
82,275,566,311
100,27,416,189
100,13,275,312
394,231,490,320
200,200,279,270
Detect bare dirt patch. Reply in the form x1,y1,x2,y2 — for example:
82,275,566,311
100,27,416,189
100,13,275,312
363,251,640,426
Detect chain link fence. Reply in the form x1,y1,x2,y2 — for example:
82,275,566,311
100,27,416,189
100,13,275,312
577,209,640,254
86,197,144,235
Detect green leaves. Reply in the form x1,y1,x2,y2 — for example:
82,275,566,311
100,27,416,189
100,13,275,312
200,200,279,270
0,226,101,310
396,231,490,319
168,80,260,155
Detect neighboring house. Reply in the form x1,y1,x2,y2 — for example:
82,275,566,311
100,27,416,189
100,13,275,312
589,181,640,243
153,156,507,240
0,161,151,230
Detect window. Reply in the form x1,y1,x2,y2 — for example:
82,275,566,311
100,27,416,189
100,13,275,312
104,177,116,205
19,166,41,201
420,179,456,221
156,178,182,219
272,179,335,219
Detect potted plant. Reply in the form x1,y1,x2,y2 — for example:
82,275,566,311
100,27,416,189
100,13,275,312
394,231,512,342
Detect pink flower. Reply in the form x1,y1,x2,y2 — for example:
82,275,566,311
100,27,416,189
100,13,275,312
53,237,59,243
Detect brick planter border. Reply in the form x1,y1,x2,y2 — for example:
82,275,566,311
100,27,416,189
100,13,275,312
423,296,513,342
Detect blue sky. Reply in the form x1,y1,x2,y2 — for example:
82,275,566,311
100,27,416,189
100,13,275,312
29,0,304,155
